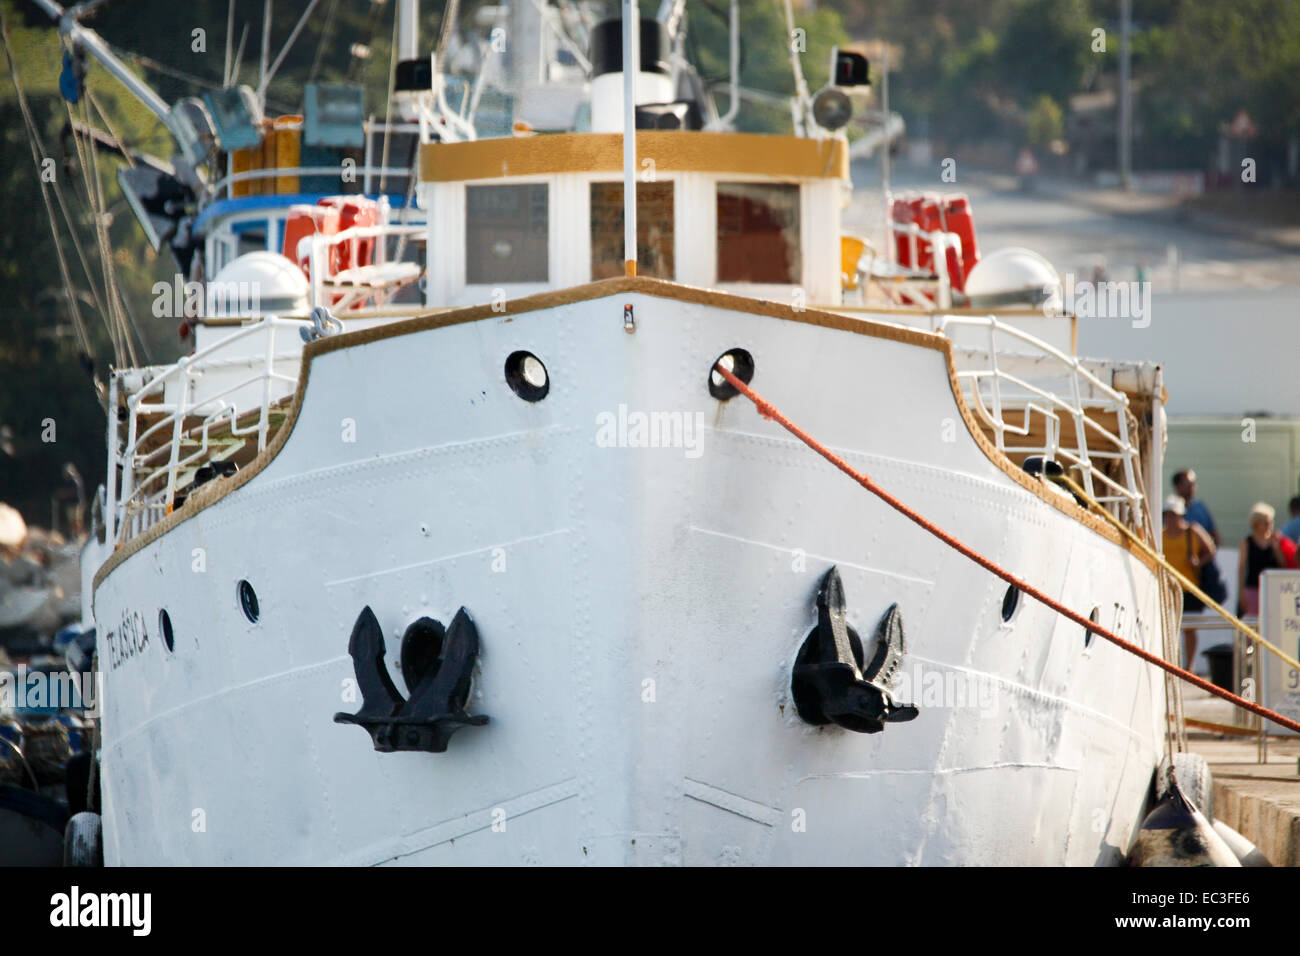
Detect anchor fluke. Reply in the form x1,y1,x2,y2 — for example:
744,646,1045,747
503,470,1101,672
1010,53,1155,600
342,606,404,722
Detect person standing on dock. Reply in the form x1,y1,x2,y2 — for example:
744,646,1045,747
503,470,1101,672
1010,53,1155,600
1174,469,1220,546
1280,495,1300,545
1237,503,1287,618
1162,495,1216,670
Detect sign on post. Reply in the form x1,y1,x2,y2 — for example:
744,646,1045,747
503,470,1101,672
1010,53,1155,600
1260,569,1300,734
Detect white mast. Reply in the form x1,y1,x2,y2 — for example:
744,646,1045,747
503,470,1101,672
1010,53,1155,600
398,0,419,61
258,0,271,109
224,0,235,87
781,0,811,136
707,0,739,130
622,0,639,276
1119,0,1132,190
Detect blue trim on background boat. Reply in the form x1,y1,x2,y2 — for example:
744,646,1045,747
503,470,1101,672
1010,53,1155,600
195,193,416,234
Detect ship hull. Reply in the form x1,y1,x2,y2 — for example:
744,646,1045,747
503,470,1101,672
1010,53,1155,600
93,283,1167,865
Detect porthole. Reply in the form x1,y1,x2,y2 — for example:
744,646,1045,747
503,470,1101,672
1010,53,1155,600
159,609,175,653
708,348,755,400
1084,607,1100,649
1000,585,1021,623
505,351,549,402
238,579,260,624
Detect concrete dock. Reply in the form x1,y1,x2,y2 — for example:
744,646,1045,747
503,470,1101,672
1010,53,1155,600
1184,685,1300,865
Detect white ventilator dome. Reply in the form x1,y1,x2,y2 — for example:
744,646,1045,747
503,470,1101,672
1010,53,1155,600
964,247,1063,313
207,252,310,318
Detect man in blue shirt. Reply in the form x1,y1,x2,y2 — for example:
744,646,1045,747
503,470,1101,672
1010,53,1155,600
1281,496,1300,544
1174,469,1219,546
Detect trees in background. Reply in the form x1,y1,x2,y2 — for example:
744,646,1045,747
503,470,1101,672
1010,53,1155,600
689,0,848,133
838,0,1300,177
1135,0,1300,180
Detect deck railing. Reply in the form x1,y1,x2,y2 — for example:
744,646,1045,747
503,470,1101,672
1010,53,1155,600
936,313,1149,535
209,165,417,202
299,222,426,310
110,316,309,547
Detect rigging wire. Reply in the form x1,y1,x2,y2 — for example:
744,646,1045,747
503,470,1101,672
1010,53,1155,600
29,116,119,355
0,5,99,380
86,120,141,367
230,22,249,87
114,281,152,365
19,123,110,335
258,0,322,101
112,46,225,93
692,0,747,85
63,100,122,365
68,97,136,367
349,0,389,84
87,88,160,360
435,0,462,62
87,87,134,168
308,0,341,83
48,146,114,350
114,42,294,113
379,4,399,193
224,0,235,86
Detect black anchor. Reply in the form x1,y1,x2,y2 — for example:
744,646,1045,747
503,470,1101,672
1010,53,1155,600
791,566,920,734
335,605,488,753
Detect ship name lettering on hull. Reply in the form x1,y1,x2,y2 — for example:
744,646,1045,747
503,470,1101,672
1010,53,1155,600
105,609,150,670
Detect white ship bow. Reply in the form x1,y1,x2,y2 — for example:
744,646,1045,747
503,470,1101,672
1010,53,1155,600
93,282,1168,865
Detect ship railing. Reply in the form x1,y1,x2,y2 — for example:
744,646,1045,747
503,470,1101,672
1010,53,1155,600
301,222,426,310
415,86,476,144
936,313,1147,534
112,316,310,547
209,165,417,203
875,221,961,309
209,117,426,200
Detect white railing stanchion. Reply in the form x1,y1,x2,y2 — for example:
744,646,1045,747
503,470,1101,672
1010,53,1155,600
986,322,1004,450
163,356,190,511
104,373,118,547
937,312,1148,537
259,322,275,450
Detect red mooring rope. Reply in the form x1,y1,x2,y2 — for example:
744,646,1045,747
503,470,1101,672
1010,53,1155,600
712,361,1300,735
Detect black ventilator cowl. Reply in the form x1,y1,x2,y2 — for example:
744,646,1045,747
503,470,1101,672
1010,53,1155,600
589,17,670,78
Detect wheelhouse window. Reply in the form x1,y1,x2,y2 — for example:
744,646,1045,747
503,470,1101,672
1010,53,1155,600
716,182,801,284
466,183,549,284
590,181,674,280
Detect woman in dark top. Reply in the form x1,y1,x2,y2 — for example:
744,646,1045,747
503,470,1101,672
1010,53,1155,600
1238,502,1287,617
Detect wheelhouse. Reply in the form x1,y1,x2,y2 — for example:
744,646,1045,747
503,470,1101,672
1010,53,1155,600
418,131,849,307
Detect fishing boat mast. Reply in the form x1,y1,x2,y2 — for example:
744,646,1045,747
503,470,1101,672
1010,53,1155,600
29,0,203,170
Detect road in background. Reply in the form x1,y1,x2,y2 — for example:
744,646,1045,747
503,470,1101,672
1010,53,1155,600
846,157,1300,417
